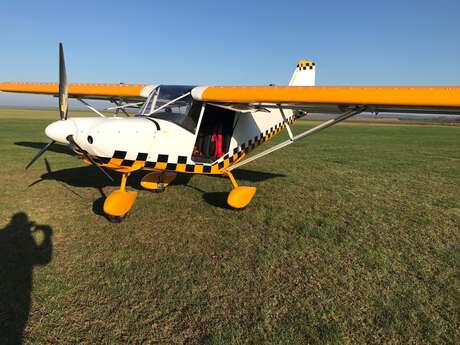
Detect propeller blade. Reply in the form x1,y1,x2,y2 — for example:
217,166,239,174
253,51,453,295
25,141,56,169
44,158,52,174
66,135,114,182
59,43,68,120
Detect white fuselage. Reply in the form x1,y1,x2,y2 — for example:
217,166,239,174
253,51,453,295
45,106,295,173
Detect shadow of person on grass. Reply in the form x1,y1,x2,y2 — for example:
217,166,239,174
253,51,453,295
0,213,53,345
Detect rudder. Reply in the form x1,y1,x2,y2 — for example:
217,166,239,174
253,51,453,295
289,60,316,86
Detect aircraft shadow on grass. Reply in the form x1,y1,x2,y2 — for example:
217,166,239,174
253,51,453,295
27,157,286,215
0,212,53,345
15,141,76,157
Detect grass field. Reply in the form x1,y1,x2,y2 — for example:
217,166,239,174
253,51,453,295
0,108,459,344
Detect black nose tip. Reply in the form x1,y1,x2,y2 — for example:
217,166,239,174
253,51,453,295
87,136,94,144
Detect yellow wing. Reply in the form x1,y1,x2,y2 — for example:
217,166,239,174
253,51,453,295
191,86,460,115
2,82,460,115
0,82,149,102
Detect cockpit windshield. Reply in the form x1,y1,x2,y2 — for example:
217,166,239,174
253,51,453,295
138,85,202,133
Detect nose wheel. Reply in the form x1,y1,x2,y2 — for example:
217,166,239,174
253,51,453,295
103,173,137,222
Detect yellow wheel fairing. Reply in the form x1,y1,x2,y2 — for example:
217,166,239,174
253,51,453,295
141,171,177,191
103,190,137,217
227,187,257,209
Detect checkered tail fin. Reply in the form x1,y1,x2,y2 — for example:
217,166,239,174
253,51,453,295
289,60,316,86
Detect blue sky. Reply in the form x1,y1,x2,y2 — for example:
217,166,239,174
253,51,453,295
1,0,459,106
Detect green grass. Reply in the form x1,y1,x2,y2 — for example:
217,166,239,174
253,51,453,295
0,108,459,344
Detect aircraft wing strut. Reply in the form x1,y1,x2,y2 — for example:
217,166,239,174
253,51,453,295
227,106,367,171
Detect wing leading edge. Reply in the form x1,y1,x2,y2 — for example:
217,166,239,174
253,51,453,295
0,82,152,102
2,82,460,115
191,86,460,115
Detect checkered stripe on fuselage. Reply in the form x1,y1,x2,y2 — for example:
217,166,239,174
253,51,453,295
94,116,296,174
213,116,294,170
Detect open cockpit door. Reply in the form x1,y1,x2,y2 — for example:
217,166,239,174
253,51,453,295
192,104,236,164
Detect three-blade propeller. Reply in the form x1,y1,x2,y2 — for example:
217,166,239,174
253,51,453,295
26,43,113,182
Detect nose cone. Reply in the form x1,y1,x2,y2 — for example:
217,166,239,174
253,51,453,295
45,120,76,144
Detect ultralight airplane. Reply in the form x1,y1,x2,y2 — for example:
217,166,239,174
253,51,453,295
1,44,460,222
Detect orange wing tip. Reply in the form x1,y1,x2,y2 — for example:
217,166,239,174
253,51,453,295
0,82,58,94
0,82,150,98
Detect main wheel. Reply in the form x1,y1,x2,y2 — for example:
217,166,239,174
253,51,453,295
107,213,127,223
154,186,166,193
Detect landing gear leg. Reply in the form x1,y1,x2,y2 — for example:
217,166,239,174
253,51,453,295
103,173,137,222
224,171,256,209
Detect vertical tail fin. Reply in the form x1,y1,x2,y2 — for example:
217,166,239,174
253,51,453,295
289,60,316,86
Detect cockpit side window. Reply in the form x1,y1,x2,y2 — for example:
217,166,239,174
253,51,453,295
149,95,202,133
138,85,201,133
